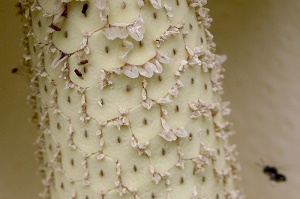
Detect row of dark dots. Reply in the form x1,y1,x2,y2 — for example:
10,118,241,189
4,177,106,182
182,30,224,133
57,177,213,198
59,183,163,199
151,76,208,89
56,153,220,198
103,107,210,158
187,128,211,141
112,139,167,157
57,122,90,138
53,98,213,141
116,135,168,156
52,120,222,180
59,83,209,111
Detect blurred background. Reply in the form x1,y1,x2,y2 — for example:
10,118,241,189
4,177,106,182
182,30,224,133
208,0,300,198
0,1,43,199
0,0,299,198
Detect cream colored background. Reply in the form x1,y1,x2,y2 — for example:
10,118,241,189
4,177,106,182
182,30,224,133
1,0,299,199
0,1,43,199
208,0,300,198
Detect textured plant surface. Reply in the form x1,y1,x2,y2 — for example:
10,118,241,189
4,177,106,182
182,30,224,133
18,0,242,198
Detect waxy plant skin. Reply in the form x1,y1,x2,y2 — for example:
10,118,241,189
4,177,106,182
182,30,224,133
18,0,242,198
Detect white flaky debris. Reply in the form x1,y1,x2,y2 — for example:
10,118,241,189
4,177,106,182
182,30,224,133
109,67,122,75
155,22,185,47
122,50,169,78
190,186,199,199
150,0,162,9
31,0,42,11
214,120,234,140
95,0,109,23
103,26,128,40
142,88,147,100
225,190,244,199
187,0,207,8
169,80,184,97
99,70,113,89
142,98,154,110
214,167,232,184
163,3,173,21
137,0,145,8
119,106,129,115
127,17,146,41
195,4,212,28
103,17,145,41
138,62,156,78
189,99,215,119
123,65,139,78
224,144,238,162
159,118,188,141
161,106,168,117
97,153,105,160
113,116,129,130
120,40,134,62
80,33,92,50
176,146,185,169
156,96,172,104
156,50,171,63
149,165,171,184
185,46,203,67
192,143,217,173
52,0,66,26
211,54,227,92
23,53,31,61
131,136,151,156
51,51,68,69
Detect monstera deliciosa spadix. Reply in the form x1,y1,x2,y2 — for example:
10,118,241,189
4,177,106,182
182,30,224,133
18,0,242,198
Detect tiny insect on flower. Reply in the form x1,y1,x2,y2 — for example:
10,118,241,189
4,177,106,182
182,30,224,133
74,69,83,77
78,60,89,65
82,3,89,14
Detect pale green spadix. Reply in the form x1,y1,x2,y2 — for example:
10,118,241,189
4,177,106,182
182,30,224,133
18,0,242,198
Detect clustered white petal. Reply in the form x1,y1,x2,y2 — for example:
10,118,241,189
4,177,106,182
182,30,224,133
159,118,188,141
95,0,109,23
123,51,170,78
103,17,145,41
150,0,162,9
155,22,185,47
189,99,216,119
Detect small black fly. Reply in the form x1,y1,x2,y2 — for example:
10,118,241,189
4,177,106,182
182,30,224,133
262,165,287,183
